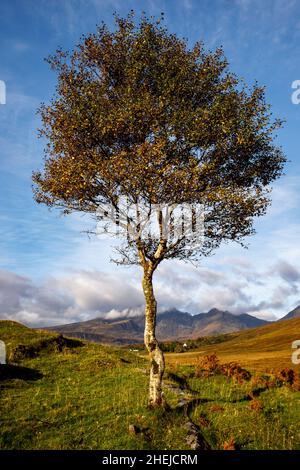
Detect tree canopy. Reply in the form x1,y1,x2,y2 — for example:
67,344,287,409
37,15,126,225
33,12,286,266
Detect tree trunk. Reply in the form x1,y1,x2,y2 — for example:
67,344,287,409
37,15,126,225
142,269,165,407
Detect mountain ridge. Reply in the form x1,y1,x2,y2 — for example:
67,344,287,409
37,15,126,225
280,305,300,321
46,307,270,345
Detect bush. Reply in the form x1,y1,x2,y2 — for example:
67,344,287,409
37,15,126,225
275,368,294,385
290,372,300,391
195,354,220,377
195,354,251,383
220,362,251,383
274,368,300,391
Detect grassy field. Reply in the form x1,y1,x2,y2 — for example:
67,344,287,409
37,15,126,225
166,317,300,371
0,319,299,450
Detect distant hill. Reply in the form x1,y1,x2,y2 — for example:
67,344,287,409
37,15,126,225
46,308,269,344
167,316,300,372
279,305,300,321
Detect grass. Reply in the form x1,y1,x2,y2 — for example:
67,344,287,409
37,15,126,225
0,319,299,450
181,367,300,450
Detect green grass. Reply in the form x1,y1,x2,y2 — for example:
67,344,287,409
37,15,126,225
0,320,299,450
186,371,300,450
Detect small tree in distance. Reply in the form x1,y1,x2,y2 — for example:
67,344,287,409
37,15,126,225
32,12,286,407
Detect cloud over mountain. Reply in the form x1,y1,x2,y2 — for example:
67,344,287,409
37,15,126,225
1,255,300,326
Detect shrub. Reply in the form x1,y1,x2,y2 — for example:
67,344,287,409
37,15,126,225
290,372,300,392
220,362,251,383
195,354,251,383
273,368,300,391
275,368,295,386
195,354,220,377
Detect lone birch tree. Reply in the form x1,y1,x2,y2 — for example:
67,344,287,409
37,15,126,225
32,12,286,407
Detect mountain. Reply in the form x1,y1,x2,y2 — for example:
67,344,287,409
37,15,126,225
46,317,144,345
279,305,300,321
46,308,269,345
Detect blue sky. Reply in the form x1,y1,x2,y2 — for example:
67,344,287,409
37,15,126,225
1,0,300,325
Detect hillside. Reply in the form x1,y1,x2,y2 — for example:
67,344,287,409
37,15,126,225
280,305,300,321
1,319,300,450
166,316,300,371
46,308,268,344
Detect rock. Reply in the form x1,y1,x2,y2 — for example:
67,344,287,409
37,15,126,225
128,424,139,435
185,420,211,450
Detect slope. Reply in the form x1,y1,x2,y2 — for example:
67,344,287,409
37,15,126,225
0,320,299,450
166,317,300,371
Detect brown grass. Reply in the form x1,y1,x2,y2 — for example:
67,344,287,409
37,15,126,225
165,317,300,372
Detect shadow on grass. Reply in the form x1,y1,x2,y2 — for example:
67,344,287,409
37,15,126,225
0,364,43,381
165,372,189,388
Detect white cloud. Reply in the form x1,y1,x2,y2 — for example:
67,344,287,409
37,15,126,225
0,247,299,328
103,307,144,320
0,268,143,326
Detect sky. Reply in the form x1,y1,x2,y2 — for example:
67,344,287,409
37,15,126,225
1,0,300,326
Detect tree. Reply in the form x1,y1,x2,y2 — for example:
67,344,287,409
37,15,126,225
32,12,286,407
